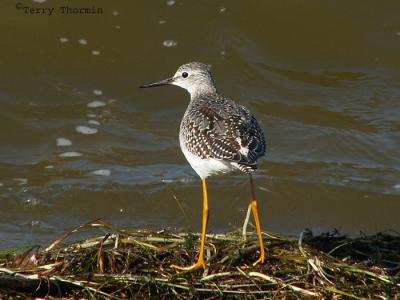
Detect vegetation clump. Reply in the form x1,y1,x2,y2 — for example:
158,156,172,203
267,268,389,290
0,219,399,299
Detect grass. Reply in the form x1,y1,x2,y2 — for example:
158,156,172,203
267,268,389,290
0,219,399,299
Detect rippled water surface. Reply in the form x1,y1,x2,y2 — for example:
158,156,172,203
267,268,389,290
1,1,399,249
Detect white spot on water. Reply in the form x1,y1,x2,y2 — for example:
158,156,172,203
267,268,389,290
45,165,54,169
166,0,175,6
59,37,68,43
30,220,40,227
78,38,88,45
163,40,178,47
56,137,72,147
219,7,226,13
59,152,82,158
87,100,106,108
0,182,3,187
119,208,124,213
25,197,41,206
75,125,98,135
13,178,28,185
32,0,46,3
220,50,226,56
88,119,101,126
92,169,111,176
87,113,97,118
93,89,103,96
394,184,400,189
115,25,121,29
112,10,119,16
91,50,101,55
259,186,271,192
159,20,166,24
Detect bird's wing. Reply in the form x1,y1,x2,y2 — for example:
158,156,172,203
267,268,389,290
182,99,266,171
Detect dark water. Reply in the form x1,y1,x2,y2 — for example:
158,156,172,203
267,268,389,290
0,1,399,249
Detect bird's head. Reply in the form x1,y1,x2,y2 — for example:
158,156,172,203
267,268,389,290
140,62,217,98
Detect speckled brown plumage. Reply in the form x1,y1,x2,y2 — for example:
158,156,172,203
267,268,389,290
180,93,266,173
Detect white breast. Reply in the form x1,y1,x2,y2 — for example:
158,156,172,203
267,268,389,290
179,136,235,179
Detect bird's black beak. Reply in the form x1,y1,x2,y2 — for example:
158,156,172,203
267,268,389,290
140,77,174,88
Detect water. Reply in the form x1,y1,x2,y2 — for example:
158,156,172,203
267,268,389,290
0,1,399,249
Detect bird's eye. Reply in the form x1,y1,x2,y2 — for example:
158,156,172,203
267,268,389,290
182,72,188,78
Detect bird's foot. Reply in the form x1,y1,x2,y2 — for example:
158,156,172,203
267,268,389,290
252,252,265,266
171,258,206,271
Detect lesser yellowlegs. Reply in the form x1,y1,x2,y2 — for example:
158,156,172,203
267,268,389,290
141,62,266,270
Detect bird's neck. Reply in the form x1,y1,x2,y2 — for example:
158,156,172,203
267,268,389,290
188,85,217,100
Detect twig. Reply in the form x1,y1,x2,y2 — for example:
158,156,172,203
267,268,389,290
201,272,236,282
242,203,252,241
249,271,319,297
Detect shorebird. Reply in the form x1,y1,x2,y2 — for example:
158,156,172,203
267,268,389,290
140,62,266,270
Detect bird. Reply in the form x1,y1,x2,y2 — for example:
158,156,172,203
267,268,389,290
140,62,266,270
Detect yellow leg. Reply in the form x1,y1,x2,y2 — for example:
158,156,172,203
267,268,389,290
171,178,209,270
249,174,265,265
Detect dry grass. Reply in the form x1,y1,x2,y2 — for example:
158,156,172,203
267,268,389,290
0,219,399,299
